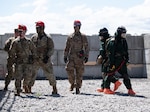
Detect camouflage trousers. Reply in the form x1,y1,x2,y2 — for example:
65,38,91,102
4,58,15,86
28,60,56,87
65,58,84,89
14,64,32,92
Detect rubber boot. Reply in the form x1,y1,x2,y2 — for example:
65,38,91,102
104,88,115,94
52,85,58,94
114,81,122,91
97,88,104,92
128,89,136,95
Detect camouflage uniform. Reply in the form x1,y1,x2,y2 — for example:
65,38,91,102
29,33,57,92
4,36,16,90
64,32,89,92
9,37,35,95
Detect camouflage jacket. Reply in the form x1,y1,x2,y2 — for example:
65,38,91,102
31,33,54,59
9,37,36,64
64,32,89,59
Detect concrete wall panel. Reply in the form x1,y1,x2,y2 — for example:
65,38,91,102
127,64,145,78
88,35,99,50
143,49,150,64
126,35,144,50
144,64,150,78
143,34,150,49
84,66,101,78
0,33,149,79
128,49,143,64
51,34,67,50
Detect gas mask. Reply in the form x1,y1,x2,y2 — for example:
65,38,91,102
121,33,126,38
99,36,105,42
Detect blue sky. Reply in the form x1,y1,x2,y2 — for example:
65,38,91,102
0,0,149,35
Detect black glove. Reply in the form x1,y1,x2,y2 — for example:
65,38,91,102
64,56,68,63
84,57,88,63
43,56,49,64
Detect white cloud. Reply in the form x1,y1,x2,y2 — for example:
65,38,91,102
69,0,150,35
32,0,48,15
66,4,93,17
0,0,150,35
20,3,31,8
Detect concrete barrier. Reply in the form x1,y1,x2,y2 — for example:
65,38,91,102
143,34,150,78
0,33,149,79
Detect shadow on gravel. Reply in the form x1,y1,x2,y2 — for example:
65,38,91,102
77,92,103,96
115,92,147,98
0,89,6,102
21,94,46,99
45,94,64,98
0,90,15,112
19,93,63,98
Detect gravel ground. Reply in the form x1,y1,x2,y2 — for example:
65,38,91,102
0,78,150,112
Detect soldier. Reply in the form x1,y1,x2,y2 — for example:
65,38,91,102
28,21,58,95
64,20,89,94
106,26,135,95
96,28,122,94
9,24,35,96
3,28,19,90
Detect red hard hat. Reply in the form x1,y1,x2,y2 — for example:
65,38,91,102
35,21,45,27
18,24,27,31
74,20,81,27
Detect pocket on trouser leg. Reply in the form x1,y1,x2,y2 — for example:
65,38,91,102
67,71,75,84
76,68,84,88
46,73,56,86
76,77,82,88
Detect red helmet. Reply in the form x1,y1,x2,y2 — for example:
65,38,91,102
74,20,81,27
35,21,45,27
18,24,27,31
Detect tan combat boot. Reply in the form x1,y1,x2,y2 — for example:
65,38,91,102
28,86,32,93
15,90,20,96
23,86,29,93
70,84,76,91
76,88,80,94
52,85,58,94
